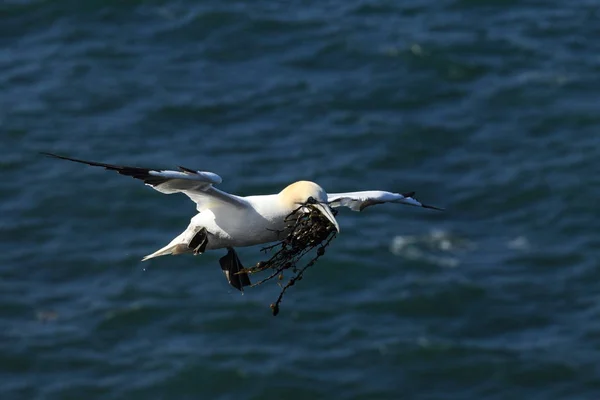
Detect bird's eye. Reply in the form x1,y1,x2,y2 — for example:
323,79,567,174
307,196,316,204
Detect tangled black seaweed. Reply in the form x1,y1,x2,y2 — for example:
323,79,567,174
237,201,338,316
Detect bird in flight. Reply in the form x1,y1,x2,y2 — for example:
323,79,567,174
42,153,442,291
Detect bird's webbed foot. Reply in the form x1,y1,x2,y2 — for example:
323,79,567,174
219,247,252,292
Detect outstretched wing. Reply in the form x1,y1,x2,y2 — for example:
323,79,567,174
41,152,247,211
327,190,443,212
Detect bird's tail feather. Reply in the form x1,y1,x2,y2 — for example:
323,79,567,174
141,233,191,261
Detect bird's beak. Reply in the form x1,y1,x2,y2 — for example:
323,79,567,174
313,203,340,233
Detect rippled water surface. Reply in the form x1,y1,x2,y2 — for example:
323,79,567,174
2,0,599,399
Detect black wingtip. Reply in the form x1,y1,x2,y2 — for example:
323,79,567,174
40,152,91,164
40,151,62,159
401,190,444,211
40,152,170,186
422,203,445,211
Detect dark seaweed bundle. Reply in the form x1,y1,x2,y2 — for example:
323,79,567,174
238,202,338,316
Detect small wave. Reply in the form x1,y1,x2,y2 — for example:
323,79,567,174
391,229,533,267
506,236,531,251
389,229,475,267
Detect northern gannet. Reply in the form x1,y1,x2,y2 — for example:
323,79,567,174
42,153,442,291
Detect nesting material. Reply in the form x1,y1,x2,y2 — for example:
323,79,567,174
238,201,338,316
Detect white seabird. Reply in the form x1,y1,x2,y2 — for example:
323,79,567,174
42,153,442,291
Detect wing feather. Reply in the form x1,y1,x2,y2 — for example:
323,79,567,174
327,190,443,212
41,152,246,211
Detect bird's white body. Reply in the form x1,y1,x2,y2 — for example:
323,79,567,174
146,181,337,260
190,195,285,249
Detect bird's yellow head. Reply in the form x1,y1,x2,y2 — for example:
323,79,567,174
279,181,340,232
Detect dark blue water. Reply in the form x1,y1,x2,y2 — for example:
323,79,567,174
2,1,599,399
